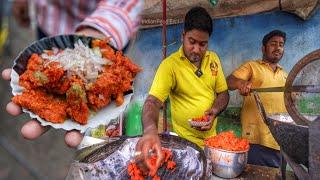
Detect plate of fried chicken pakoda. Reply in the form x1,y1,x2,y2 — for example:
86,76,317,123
10,35,141,132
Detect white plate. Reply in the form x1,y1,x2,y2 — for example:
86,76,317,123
188,119,211,127
11,70,133,133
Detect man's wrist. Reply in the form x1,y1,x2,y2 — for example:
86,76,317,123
143,125,158,135
236,79,245,90
75,27,105,39
210,108,219,116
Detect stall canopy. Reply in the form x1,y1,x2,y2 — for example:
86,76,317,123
141,0,320,28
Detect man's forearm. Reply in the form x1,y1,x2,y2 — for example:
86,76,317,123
227,75,243,90
142,95,163,134
211,91,229,116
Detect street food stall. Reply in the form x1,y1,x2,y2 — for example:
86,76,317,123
68,1,319,179
6,0,320,179
64,49,319,179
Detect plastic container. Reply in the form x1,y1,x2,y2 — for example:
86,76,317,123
125,101,143,136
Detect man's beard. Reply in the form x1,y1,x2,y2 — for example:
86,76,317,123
268,58,281,63
263,54,282,64
188,54,201,63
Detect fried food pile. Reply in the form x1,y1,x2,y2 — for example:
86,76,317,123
205,131,250,151
192,115,209,122
90,123,120,140
12,39,141,125
127,148,176,180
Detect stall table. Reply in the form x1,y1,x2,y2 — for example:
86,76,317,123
208,164,295,180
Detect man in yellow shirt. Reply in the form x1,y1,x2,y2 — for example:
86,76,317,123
227,30,287,167
136,6,229,172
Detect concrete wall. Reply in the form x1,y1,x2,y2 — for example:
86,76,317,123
129,9,320,107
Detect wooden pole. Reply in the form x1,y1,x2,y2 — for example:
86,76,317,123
162,0,168,133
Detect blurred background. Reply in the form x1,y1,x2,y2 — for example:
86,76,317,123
0,1,75,179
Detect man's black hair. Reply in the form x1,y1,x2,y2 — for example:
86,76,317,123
262,30,286,46
184,6,213,36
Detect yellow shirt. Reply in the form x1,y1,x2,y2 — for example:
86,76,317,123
232,60,287,150
149,46,228,148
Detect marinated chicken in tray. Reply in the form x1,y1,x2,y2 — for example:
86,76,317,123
127,148,176,180
12,39,142,124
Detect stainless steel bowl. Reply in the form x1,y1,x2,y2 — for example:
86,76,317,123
204,146,248,178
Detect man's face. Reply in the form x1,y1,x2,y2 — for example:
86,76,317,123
262,36,285,64
182,29,209,63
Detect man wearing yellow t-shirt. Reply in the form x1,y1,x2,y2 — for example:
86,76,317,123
136,7,229,172
227,30,287,168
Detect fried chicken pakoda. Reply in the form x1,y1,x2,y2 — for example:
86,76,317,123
12,39,141,125
12,89,68,123
87,40,142,110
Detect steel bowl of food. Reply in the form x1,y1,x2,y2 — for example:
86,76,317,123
204,146,248,178
204,131,249,178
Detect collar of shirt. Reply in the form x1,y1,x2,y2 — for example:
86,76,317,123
258,60,283,72
178,46,210,61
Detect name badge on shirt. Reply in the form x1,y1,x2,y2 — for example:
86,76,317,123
210,62,218,76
